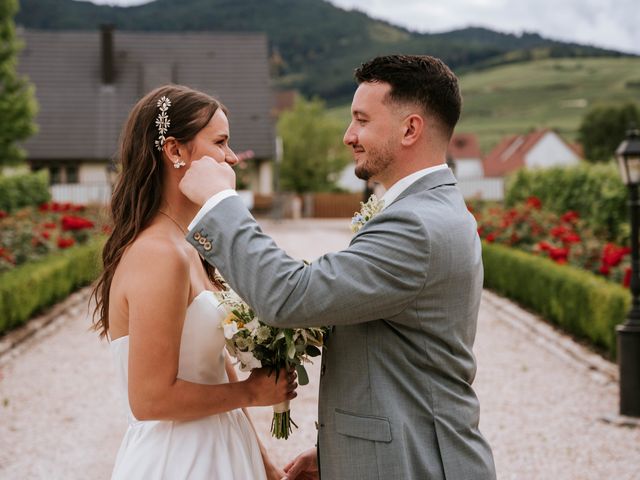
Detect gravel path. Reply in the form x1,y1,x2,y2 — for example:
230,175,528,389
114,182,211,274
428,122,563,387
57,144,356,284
1,219,639,479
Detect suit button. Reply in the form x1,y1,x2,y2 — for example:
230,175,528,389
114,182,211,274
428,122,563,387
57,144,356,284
194,232,202,241
204,241,212,251
198,237,206,245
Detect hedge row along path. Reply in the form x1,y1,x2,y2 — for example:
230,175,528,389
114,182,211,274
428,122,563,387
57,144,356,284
0,219,639,479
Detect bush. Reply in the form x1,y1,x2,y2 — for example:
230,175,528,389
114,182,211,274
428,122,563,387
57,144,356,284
0,238,104,334
578,103,640,162
0,170,50,212
505,163,627,242
483,241,629,358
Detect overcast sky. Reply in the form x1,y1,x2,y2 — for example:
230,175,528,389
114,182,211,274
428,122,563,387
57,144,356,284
79,0,640,55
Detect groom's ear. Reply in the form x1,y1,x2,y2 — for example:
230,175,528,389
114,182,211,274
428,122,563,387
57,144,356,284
400,114,424,147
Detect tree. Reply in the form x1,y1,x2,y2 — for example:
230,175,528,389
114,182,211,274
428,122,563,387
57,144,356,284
277,96,350,193
578,103,640,163
0,0,38,167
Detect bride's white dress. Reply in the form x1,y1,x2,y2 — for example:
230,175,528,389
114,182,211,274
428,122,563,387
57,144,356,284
110,291,267,479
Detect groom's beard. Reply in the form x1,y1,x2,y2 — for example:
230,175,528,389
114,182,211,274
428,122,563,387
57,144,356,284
354,139,395,181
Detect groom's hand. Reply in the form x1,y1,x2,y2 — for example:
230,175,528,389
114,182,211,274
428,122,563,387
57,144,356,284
283,447,319,480
179,155,236,207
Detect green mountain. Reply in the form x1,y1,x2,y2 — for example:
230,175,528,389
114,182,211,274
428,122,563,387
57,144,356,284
329,57,640,153
456,57,640,152
16,0,631,102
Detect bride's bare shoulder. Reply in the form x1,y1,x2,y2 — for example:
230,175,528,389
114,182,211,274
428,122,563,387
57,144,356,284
119,229,190,279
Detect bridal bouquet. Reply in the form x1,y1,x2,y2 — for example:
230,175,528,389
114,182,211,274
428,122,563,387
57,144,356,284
218,288,326,439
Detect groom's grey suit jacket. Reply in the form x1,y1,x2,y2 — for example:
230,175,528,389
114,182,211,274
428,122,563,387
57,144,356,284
188,168,496,480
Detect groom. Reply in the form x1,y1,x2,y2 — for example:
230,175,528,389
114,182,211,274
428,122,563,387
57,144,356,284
180,55,496,479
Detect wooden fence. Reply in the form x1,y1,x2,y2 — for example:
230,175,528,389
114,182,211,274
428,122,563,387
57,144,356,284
311,193,363,218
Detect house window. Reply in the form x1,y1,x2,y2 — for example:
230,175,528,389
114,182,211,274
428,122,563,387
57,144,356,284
50,167,61,185
48,165,79,185
66,166,79,184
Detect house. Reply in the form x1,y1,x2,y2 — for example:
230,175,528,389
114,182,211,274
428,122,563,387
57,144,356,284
483,129,582,177
17,26,276,203
447,133,483,179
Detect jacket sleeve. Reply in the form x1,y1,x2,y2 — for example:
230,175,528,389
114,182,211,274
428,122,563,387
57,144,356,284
187,195,430,327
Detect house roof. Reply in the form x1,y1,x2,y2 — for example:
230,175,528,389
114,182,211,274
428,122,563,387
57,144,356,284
447,133,481,160
483,129,561,177
18,29,275,161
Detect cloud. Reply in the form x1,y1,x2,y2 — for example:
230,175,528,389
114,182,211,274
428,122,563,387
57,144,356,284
78,0,640,54
329,0,640,54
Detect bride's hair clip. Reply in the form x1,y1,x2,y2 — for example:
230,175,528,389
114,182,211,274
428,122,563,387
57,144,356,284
154,96,172,151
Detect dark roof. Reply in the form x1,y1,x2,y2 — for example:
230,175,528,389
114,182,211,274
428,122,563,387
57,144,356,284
18,29,275,161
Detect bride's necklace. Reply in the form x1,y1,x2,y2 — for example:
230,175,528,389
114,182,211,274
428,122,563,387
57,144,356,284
158,210,188,235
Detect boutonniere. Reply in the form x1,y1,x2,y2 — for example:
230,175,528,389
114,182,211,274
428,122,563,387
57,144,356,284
350,194,385,234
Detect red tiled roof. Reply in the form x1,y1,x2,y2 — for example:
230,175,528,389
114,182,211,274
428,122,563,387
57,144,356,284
448,133,481,160
483,129,550,177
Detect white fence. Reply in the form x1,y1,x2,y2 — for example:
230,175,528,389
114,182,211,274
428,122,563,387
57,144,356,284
457,177,504,201
50,183,112,205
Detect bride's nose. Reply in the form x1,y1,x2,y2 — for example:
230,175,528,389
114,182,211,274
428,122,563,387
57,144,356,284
225,146,239,166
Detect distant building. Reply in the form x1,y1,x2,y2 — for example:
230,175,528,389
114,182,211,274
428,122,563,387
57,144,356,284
17,26,276,203
447,133,483,179
483,129,582,177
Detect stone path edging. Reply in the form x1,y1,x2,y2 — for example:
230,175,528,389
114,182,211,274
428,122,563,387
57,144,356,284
482,289,618,384
0,287,92,365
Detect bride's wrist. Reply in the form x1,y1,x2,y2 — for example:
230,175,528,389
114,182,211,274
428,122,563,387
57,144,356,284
240,378,258,407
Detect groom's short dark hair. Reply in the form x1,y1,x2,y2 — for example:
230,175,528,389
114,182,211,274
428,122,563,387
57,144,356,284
354,55,461,138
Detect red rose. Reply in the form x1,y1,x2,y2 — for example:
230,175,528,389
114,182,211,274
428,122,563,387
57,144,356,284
525,196,542,209
599,264,611,276
57,237,75,249
602,243,627,267
624,267,633,288
561,211,579,223
549,247,569,261
550,225,568,239
61,215,95,231
537,241,552,251
486,232,497,243
561,232,581,244
0,210,7,219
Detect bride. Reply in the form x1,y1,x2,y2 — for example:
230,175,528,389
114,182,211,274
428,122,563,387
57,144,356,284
91,85,297,479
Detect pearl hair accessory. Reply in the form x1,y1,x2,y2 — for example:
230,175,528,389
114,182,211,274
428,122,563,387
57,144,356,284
154,96,171,152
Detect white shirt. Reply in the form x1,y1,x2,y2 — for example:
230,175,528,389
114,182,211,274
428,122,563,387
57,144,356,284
188,164,449,230
380,164,448,210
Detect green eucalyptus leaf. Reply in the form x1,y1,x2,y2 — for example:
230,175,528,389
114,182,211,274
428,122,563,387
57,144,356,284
296,364,310,386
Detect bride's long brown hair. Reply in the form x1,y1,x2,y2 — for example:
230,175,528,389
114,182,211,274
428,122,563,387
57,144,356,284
92,85,226,338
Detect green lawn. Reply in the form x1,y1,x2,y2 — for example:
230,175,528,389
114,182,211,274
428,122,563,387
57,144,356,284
328,57,640,154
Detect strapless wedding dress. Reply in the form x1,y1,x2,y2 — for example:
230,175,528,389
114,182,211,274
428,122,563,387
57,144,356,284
110,291,267,479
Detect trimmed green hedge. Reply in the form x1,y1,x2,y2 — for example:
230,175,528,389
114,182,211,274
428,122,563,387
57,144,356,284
0,170,51,212
483,241,630,358
0,238,104,334
505,163,627,242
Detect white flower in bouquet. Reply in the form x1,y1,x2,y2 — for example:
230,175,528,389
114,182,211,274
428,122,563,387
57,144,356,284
217,288,327,439
236,349,262,371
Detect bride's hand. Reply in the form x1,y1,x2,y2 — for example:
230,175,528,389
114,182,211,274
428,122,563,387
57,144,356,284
262,457,286,480
245,368,297,407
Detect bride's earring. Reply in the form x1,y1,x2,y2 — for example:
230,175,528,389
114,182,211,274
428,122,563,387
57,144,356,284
173,159,186,169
